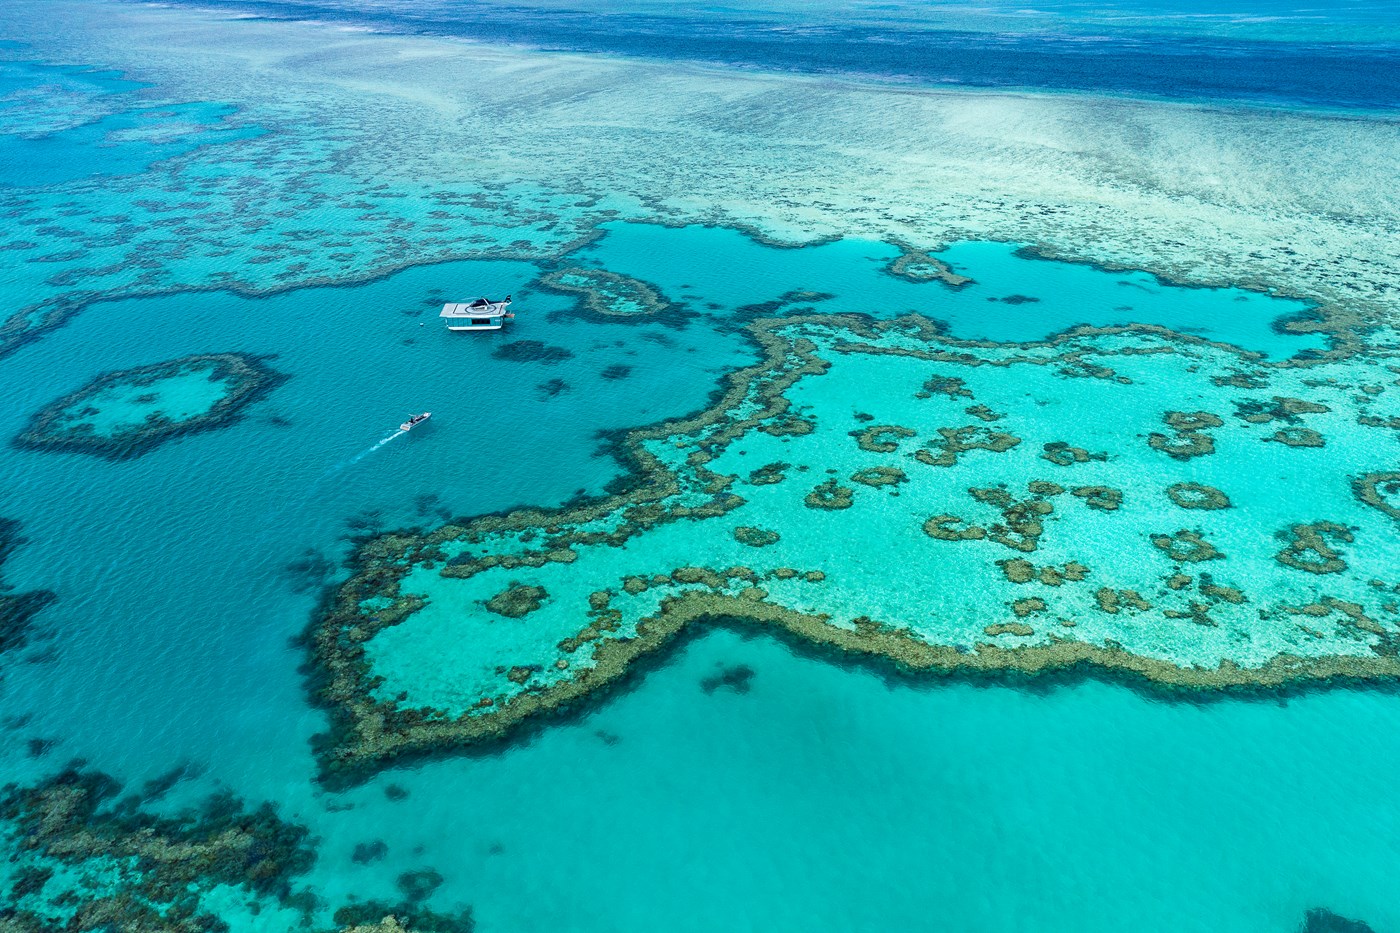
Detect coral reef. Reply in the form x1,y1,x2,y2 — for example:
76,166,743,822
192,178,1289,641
0,765,315,932
804,480,854,510
13,352,287,461
1275,522,1351,574
1354,472,1400,521
304,310,1400,785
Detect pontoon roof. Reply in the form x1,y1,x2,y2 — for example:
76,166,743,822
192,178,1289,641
441,299,508,318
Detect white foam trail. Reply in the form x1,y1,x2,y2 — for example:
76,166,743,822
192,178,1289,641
347,428,406,465
315,428,407,482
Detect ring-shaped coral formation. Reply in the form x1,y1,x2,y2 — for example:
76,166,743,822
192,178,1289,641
13,352,287,460
537,266,674,320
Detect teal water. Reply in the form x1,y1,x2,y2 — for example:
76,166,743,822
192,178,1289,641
0,2,1397,932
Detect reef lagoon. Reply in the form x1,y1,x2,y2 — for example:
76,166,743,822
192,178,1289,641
1,0,1399,931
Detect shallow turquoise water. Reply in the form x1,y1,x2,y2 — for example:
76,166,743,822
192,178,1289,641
0,5,1396,932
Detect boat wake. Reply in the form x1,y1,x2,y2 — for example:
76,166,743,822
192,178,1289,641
348,428,406,465
317,428,407,480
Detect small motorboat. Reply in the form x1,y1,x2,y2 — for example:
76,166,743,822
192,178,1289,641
400,412,431,431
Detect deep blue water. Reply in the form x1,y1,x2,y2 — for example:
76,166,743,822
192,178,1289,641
171,0,1400,110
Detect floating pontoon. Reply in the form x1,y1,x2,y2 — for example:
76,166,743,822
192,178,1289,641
440,295,514,331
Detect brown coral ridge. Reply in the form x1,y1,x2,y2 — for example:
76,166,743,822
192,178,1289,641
1041,441,1107,466
0,518,57,658
1265,427,1326,448
918,373,973,399
0,766,316,933
13,352,288,461
309,545,1400,791
851,424,915,453
303,312,1400,786
734,525,781,547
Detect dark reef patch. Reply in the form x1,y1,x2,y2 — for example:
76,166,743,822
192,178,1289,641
735,289,837,320
700,663,756,694
600,364,633,381
396,869,445,903
13,352,287,461
1299,908,1376,933
285,547,339,594
352,840,389,864
536,377,571,398
537,265,681,325
491,340,574,364
0,519,57,659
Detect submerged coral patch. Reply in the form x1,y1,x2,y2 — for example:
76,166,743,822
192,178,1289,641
13,352,286,460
